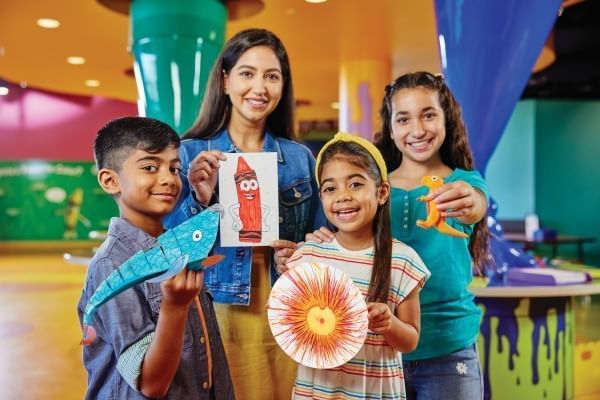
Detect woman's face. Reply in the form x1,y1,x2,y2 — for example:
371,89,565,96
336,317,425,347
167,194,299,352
224,45,284,128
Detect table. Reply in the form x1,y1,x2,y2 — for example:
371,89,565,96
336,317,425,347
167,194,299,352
503,233,596,263
473,283,600,400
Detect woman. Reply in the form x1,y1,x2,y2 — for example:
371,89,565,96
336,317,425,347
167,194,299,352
164,28,325,400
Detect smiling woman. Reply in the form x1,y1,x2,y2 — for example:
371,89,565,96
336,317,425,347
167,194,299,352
164,28,326,400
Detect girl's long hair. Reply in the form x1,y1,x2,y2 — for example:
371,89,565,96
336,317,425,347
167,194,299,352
375,71,490,273
184,28,295,140
317,141,392,302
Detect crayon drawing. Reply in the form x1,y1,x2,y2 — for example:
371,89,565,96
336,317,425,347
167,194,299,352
218,153,279,247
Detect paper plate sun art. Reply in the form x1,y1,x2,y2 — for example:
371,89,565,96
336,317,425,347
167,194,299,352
267,262,368,369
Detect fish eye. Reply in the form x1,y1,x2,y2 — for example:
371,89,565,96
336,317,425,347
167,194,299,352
192,230,203,241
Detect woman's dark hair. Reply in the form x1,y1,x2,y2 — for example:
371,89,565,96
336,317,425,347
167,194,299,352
317,141,392,302
184,28,294,140
374,71,489,273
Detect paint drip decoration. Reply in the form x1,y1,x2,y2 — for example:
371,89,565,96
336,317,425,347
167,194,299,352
267,262,368,369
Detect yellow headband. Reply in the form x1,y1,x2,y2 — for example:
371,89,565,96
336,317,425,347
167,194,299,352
315,132,388,187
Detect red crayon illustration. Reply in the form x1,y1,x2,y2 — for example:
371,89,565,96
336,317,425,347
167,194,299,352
233,156,262,243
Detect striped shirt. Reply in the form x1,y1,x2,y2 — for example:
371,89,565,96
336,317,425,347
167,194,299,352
287,238,430,399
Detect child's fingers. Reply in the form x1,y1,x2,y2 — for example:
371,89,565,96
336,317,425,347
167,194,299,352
271,240,297,251
306,227,335,243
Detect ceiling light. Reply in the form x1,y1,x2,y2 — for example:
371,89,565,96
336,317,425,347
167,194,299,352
304,0,328,3
330,101,339,110
0,86,9,96
67,56,86,65
37,18,60,29
85,80,101,88
19,81,28,89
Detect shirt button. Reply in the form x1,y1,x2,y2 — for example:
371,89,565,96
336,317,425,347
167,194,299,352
200,337,205,344
404,217,408,220
202,381,209,389
190,207,198,215
279,217,283,223
403,225,408,228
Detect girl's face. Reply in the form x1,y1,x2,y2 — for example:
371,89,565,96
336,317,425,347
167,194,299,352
319,158,389,249
390,87,446,165
224,45,284,128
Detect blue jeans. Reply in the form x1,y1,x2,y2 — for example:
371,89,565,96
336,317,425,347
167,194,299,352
403,344,483,400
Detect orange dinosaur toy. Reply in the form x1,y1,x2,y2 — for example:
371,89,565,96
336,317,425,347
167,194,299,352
416,175,468,238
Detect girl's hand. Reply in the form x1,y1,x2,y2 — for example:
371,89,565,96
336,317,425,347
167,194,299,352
305,226,335,243
271,240,299,273
160,267,203,308
427,181,486,224
187,150,227,205
367,302,393,334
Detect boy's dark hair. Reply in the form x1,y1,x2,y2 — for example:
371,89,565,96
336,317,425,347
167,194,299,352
184,28,295,141
317,141,392,303
94,116,180,171
375,71,490,272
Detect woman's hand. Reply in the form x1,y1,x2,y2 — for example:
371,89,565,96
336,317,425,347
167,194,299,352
367,302,394,334
305,226,335,243
187,150,227,205
426,180,487,224
271,240,299,273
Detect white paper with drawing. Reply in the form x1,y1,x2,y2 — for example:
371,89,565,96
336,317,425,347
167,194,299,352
218,152,279,247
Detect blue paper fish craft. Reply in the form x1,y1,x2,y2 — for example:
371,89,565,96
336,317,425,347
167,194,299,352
81,204,224,345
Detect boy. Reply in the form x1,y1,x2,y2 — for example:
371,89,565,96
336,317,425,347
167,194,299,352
77,117,234,399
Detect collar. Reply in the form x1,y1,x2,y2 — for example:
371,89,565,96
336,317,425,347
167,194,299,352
207,129,284,163
107,217,157,251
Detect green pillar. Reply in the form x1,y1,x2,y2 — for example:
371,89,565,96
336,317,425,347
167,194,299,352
131,0,227,134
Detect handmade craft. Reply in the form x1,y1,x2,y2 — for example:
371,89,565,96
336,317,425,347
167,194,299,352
417,175,468,238
267,262,368,369
81,204,223,345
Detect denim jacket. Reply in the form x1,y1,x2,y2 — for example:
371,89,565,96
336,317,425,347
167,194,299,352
164,130,326,305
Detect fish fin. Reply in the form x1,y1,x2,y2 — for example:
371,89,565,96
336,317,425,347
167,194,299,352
147,254,189,283
81,324,97,346
201,254,225,268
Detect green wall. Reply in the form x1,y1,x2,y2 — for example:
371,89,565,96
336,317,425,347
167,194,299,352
487,99,600,266
486,100,536,219
535,100,600,266
0,161,118,241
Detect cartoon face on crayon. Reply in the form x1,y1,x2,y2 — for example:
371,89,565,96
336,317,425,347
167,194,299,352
234,156,262,243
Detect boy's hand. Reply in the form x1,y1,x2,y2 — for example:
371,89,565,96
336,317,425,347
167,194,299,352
187,150,226,205
160,267,203,308
305,226,335,243
271,240,299,273
367,302,393,334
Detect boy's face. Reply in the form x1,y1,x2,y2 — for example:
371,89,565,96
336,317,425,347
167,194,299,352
98,145,182,230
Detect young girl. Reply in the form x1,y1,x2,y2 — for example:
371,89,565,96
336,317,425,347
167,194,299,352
284,132,430,399
376,71,490,399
